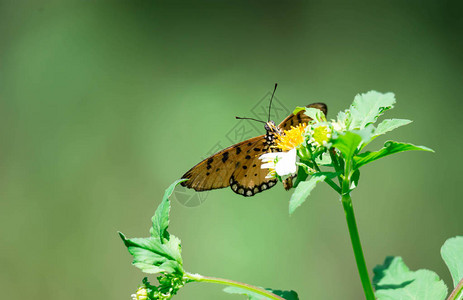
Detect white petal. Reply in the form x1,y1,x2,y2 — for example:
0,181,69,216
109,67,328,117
274,149,297,176
261,162,275,169
259,152,279,162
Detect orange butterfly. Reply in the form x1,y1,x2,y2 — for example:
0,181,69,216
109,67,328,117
181,86,327,197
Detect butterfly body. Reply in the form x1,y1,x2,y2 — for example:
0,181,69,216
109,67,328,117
180,103,327,197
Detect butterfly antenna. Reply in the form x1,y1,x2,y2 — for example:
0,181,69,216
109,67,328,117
268,83,278,122
235,116,266,124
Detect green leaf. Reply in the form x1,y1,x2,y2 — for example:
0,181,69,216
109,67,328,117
315,152,332,166
119,180,186,275
441,236,463,287
375,119,412,137
354,141,434,169
151,179,187,241
292,164,309,188
292,106,306,115
223,286,299,300
304,107,326,123
119,232,183,274
332,131,363,160
373,256,448,300
349,91,396,130
289,174,326,214
350,169,360,190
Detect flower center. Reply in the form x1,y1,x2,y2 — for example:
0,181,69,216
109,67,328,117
275,124,307,151
311,125,332,146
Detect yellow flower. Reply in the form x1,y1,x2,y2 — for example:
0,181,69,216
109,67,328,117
275,124,307,151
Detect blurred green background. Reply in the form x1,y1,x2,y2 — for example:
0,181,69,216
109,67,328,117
1,1,462,299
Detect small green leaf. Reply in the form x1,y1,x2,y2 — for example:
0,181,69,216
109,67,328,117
336,110,349,127
119,180,186,275
350,169,360,190
151,179,187,241
354,141,434,169
292,165,309,188
224,286,299,300
375,119,412,137
441,236,463,287
304,107,326,123
373,256,447,300
349,91,396,130
289,174,326,214
332,131,363,160
119,233,183,274
315,152,332,166
292,106,306,115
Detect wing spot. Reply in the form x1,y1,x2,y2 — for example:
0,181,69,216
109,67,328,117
216,168,220,172
268,181,276,187
207,158,214,164
236,147,241,154
242,165,247,169
254,148,261,152
247,142,252,146
252,164,257,167
245,155,251,159
254,173,258,176
206,172,210,176
246,190,253,196
261,183,268,190
207,165,211,170
244,174,247,177
253,187,259,193
231,184,238,191
238,188,245,195
222,152,229,163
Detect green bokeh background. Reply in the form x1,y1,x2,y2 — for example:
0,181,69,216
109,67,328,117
1,1,462,299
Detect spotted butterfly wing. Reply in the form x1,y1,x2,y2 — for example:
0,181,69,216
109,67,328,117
180,102,327,197
181,135,278,196
278,102,327,130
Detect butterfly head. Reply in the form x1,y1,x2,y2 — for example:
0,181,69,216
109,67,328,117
264,121,279,134
264,121,282,145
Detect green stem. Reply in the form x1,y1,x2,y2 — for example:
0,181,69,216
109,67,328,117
341,157,375,300
341,193,375,300
448,277,463,300
185,272,285,300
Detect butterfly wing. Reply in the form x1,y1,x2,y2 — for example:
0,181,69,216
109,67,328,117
181,135,277,197
278,102,327,130
181,102,328,197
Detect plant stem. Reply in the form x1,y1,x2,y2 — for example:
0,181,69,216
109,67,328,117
341,193,375,300
185,272,285,300
448,277,463,300
341,157,375,300
309,154,342,194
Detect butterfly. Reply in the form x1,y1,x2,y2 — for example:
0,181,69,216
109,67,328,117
180,85,327,197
